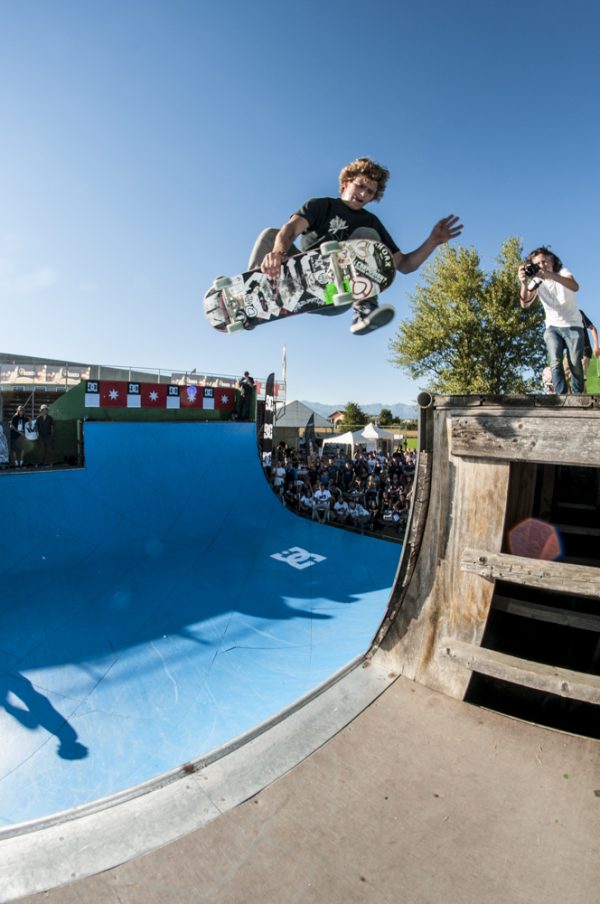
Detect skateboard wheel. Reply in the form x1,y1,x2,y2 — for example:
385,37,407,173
333,292,353,306
320,241,342,255
226,321,245,333
214,276,233,290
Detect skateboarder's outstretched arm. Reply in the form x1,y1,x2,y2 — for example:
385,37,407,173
392,215,463,274
261,215,309,278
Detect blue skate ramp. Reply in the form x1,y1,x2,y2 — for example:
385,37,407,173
0,422,399,827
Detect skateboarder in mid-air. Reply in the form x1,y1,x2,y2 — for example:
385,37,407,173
248,157,463,335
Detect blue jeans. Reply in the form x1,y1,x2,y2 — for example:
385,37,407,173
544,326,585,394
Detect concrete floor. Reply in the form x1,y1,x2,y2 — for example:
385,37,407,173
14,675,600,904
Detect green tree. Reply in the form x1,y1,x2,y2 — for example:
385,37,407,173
397,419,418,432
389,237,546,394
341,402,368,429
379,407,394,426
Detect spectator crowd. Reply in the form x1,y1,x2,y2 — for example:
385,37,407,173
268,441,416,541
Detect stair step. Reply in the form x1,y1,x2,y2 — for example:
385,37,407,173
461,548,600,599
441,638,600,705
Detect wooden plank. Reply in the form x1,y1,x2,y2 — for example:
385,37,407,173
451,415,600,466
461,548,600,599
492,594,600,632
440,638,600,705
434,395,600,412
554,523,600,537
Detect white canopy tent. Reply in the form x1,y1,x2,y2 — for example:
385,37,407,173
321,423,398,455
320,430,358,452
360,423,398,444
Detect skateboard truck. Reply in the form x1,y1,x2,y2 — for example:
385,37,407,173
320,242,354,306
213,276,248,332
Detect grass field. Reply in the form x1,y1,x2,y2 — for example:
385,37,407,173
585,357,600,394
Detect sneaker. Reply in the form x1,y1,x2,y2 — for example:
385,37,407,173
350,299,395,335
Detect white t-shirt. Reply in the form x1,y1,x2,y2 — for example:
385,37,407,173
535,269,581,328
314,489,331,507
272,466,286,487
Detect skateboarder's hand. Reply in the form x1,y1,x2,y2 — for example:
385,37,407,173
261,251,284,279
430,215,463,246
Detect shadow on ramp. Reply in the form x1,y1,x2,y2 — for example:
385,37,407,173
0,422,400,827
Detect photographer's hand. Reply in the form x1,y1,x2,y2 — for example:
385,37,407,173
518,266,538,307
543,269,580,292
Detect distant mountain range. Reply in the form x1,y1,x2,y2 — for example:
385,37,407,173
300,401,417,420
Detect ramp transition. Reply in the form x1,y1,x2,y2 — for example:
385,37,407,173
0,422,400,828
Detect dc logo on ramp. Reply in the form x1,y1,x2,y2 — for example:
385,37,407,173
271,547,326,570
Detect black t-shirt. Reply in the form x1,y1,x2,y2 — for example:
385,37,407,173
294,197,400,255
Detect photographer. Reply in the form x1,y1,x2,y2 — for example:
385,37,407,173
519,247,585,394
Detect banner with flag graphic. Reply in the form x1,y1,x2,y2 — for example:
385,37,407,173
202,387,215,410
214,387,234,410
179,384,203,408
141,383,169,407
166,385,180,409
100,381,128,407
127,383,142,408
84,381,235,410
84,380,100,407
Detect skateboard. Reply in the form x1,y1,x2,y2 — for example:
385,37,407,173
203,239,395,333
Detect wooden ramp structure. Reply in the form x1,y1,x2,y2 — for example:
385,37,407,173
374,394,600,721
3,396,599,903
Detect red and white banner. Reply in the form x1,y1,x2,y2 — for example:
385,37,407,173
84,381,234,411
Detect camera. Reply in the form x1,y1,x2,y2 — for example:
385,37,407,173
523,261,540,278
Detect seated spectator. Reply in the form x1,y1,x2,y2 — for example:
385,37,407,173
333,498,350,524
312,482,332,523
388,475,402,504
298,485,315,515
365,497,380,530
283,481,300,510
328,482,343,504
394,495,409,529
346,498,370,530
347,476,366,505
380,491,399,528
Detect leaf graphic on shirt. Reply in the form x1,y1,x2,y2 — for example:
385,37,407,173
329,216,349,237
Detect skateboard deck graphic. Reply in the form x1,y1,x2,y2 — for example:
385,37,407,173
203,239,395,333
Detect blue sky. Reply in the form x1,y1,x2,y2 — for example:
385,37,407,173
1,0,599,406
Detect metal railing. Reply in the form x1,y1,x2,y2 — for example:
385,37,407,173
0,361,285,401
